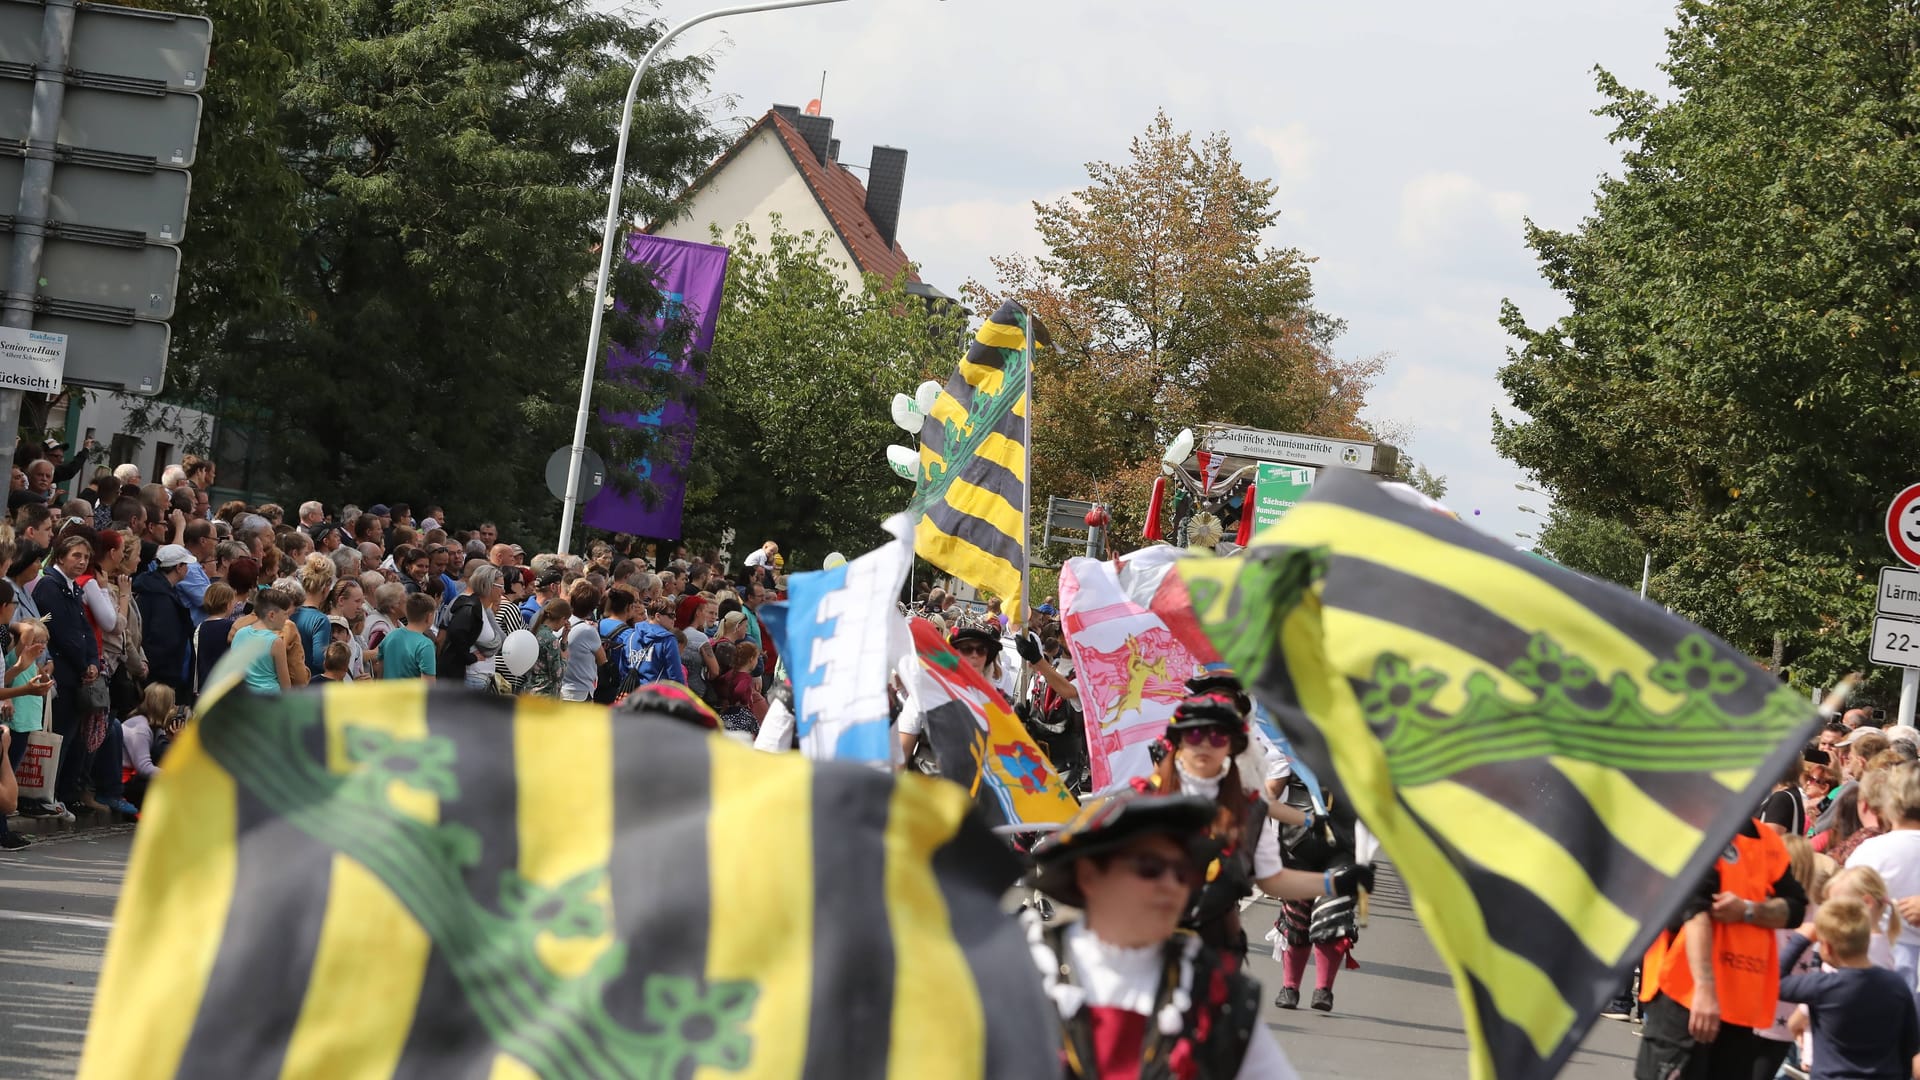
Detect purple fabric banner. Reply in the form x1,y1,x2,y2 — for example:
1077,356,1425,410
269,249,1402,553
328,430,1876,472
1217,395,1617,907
582,232,730,539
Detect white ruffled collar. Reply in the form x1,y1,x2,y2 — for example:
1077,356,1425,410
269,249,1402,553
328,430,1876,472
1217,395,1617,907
1176,761,1224,800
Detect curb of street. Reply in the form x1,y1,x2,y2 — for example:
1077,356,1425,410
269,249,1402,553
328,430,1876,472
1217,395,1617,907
8,805,136,836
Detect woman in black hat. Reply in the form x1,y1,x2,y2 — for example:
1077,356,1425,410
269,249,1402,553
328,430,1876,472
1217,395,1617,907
1144,691,1371,958
1026,790,1300,1079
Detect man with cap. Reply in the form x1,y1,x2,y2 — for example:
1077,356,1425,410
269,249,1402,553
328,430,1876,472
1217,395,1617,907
520,564,566,626
135,545,198,695
42,437,91,486
1027,789,1300,1079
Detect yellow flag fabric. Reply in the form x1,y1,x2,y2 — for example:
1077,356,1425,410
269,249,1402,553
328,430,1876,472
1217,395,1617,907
78,671,1053,1079
1167,471,1816,1080
913,299,1032,619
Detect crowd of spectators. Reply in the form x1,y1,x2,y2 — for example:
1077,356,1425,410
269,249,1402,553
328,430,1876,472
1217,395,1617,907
0,437,792,850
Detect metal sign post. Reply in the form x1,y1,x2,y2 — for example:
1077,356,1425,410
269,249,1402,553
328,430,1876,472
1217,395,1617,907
0,0,77,456
0,0,210,451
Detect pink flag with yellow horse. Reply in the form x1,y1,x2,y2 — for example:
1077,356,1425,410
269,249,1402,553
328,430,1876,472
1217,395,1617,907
1059,548,1205,791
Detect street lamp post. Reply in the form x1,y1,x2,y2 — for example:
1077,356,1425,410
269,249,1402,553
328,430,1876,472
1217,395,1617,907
556,0,853,555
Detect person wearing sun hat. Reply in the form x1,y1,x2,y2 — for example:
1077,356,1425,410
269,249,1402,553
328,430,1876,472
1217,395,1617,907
1141,691,1372,959
1026,789,1300,1079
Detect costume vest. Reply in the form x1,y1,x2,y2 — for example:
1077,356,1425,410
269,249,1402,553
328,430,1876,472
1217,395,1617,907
1037,922,1264,1080
1638,824,1788,1029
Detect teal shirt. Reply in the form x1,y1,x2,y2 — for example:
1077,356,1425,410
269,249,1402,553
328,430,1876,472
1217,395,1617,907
235,625,283,694
6,653,43,733
379,627,437,680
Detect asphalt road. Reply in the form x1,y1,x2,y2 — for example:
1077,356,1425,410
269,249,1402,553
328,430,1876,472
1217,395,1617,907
0,826,131,1080
1242,865,1641,1077
0,828,1641,1079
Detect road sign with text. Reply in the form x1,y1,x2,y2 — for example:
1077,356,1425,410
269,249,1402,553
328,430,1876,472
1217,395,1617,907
0,0,210,396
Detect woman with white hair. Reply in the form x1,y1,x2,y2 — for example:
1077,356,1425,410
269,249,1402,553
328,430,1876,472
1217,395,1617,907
438,563,505,691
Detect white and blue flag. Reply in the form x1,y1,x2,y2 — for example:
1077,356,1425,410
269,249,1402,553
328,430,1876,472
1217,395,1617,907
762,514,914,763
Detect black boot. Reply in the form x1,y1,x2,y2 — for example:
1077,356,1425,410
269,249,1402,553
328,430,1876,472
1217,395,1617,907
1273,986,1299,1010
1310,988,1333,1012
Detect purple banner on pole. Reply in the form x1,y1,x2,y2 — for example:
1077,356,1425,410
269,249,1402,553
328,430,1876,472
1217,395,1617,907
582,232,730,539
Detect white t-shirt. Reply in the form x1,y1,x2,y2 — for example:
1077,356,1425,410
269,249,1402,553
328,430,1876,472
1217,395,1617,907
744,549,769,568
1845,830,1920,981
895,653,925,736
560,617,603,701
1057,924,1299,1080
1177,765,1283,879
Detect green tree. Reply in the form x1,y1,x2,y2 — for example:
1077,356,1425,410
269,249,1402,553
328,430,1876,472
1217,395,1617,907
1495,0,1916,693
149,0,722,543
1390,454,1449,502
678,219,966,564
1532,507,1644,592
968,111,1381,547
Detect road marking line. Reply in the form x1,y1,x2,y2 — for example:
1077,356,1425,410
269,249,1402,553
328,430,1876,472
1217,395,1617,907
0,910,112,930
14,1023,87,1036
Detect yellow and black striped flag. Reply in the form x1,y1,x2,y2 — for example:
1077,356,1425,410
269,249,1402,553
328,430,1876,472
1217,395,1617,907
79,673,1054,1079
913,299,1035,620
1164,471,1817,1080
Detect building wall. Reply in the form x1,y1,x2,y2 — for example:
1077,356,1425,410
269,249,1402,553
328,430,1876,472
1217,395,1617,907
57,391,212,496
651,125,866,295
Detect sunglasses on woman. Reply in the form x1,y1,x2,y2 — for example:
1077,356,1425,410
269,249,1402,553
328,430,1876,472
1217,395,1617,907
1114,852,1200,887
1177,727,1232,749
953,641,991,657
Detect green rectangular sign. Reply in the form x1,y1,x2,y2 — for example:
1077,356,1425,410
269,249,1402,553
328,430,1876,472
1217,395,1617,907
1252,462,1317,534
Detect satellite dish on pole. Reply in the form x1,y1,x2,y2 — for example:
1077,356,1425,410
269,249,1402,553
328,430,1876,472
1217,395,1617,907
804,98,822,116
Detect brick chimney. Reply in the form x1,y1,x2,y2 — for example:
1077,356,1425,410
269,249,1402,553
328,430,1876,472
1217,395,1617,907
865,145,907,250
791,114,833,165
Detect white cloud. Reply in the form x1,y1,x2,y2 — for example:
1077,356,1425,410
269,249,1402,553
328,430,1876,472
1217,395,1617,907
1398,172,1530,266
1249,122,1319,192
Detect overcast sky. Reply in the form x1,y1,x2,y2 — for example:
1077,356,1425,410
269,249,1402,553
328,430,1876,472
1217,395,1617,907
635,0,1680,548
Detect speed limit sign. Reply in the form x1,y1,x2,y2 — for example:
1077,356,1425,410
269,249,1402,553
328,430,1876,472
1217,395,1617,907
1891,484,1920,566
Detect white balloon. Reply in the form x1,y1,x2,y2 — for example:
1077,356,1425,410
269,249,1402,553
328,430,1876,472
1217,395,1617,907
1162,427,1196,467
889,392,923,433
915,379,943,416
501,629,539,677
886,444,919,480
823,552,847,569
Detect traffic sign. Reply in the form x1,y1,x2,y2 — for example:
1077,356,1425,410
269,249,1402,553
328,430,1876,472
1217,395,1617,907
1043,496,1096,547
1251,462,1316,533
29,314,165,395
0,153,191,245
1872,613,1920,669
0,229,179,319
0,1,212,93
1881,566,1920,619
1888,484,1920,566
545,446,607,503
0,79,202,168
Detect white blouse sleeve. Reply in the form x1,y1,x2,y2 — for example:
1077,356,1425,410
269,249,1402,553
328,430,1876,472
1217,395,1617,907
83,579,118,633
1253,818,1285,879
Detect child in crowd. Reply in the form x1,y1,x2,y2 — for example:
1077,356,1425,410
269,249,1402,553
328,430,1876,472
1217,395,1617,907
234,589,294,693
1777,897,1920,1080
527,599,571,698
312,643,352,684
1823,865,1899,971
378,594,439,680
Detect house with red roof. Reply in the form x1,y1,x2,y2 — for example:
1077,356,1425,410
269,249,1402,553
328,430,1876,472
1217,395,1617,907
651,105,951,305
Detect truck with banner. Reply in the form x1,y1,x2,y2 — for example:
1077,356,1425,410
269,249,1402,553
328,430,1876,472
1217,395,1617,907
1144,423,1400,550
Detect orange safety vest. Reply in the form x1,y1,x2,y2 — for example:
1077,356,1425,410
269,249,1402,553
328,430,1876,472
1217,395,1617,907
1639,824,1788,1030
